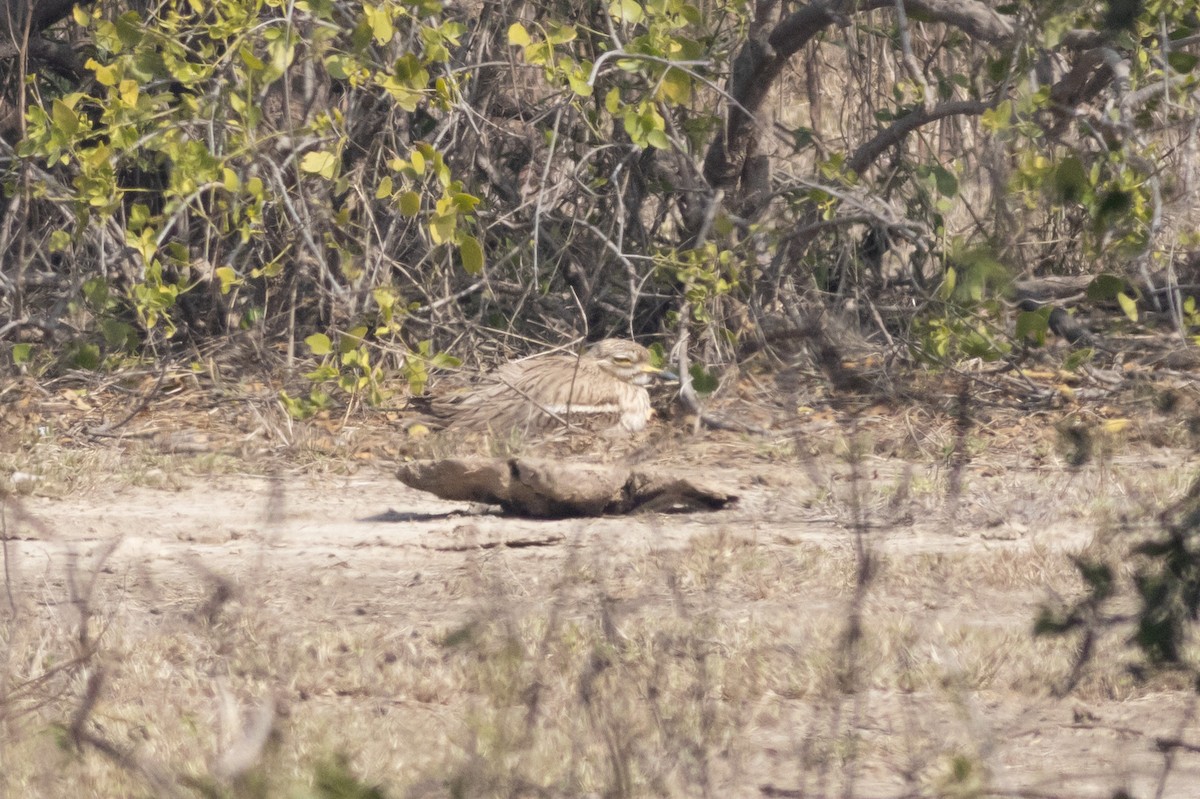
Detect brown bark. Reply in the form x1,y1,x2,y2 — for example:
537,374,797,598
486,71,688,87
397,458,738,518
0,0,79,49
701,0,1015,193
845,99,998,177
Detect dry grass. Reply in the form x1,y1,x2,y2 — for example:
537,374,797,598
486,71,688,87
4,411,1200,798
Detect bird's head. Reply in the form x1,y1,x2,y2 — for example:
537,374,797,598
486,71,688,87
586,339,664,386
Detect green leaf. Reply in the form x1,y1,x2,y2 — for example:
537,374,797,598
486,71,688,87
339,326,368,354
69,342,102,370
646,129,670,149
240,46,265,71
452,192,480,212
688,363,719,395
568,67,593,97
659,68,692,104
48,230,72,253
1095,189,1133,220
609,0,644,23
393,54,428,85
605,87,621,114
429,212,456,245
980,99,1012,133
950,248,1010,302
1168,51,1199,74
1086,273,1126,301
114,12,143,49
459,234,484,275
410,148,426,175
324,54,357,80
938,266,957,300
1053,156,1088,204
300,150,338,180
363,3,394,45
430,351,461,368
12,343,32,365
507,22,530,46
51,99,79,137
376,175,393,199
791,127,815,150
1015,308,1050,344
266,29,296,77
545,22,576,45
932,165,958,198
86,58,118,87
398,191,421,216
524,41,552,66
215,266,241,294
305,333,333,356
305,364,339,382
1117,291,1138,322
100,319,136,350
1062,347,1094,371
82,277,109,309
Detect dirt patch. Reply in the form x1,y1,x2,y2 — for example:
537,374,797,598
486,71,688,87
4,433,1200,797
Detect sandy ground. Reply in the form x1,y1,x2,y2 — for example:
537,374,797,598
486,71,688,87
6,443,1200,797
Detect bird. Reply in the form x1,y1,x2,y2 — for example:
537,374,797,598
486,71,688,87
427,339,667,435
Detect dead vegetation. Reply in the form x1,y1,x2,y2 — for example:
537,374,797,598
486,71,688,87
4,0,1200,792
4,389,1200,798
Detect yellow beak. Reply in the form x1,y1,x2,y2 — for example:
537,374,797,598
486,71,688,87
644,362,678,382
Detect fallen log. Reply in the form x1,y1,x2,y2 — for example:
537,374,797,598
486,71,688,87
397,458,737,518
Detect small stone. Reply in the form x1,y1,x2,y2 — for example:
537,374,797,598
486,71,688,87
10,472,41,492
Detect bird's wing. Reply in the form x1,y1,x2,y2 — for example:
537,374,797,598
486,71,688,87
430,358,570,431
427,354,648,433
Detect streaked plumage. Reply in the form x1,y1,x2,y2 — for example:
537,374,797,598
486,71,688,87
432,339,662,434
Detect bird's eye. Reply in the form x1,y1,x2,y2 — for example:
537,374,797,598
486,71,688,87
611,356,632,365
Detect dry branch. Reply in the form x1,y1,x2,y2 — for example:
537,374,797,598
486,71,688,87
701,0,1014,195
397,457,737,517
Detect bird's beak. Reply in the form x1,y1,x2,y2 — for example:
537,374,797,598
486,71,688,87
644,363,679,382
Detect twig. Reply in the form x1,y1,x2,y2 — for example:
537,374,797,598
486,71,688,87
69,667,187,799
671,308,771,435
1,503,15,616
86,364,169,438
671,308,702,435
893,0,934,112
65,537,121,650
68,667,107,751
0,315,61,340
